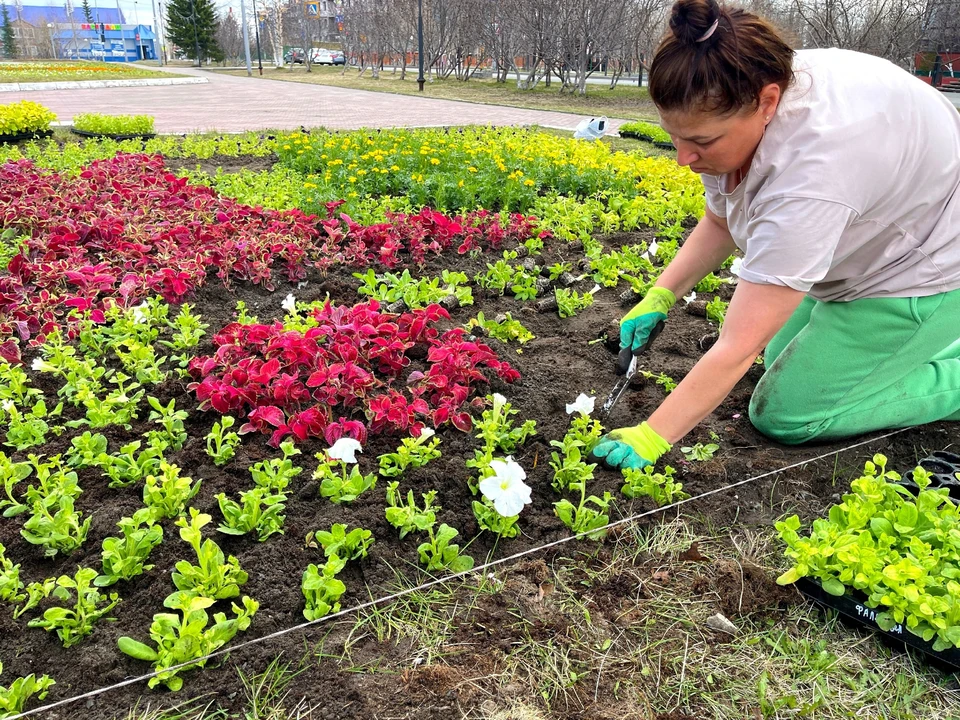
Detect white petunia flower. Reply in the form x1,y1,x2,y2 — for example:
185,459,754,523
418,427,435,440
31,357,46,371
282,294,297,313
130,302,150,324
565,393,595,417
683,291,697,304
492,393,507,407
646,240,659,259
729,257,742,277
1,399,14,412
327,437,362,464
479,457,532,517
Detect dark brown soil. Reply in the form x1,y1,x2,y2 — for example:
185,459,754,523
2,169,958,720
163,153,277,176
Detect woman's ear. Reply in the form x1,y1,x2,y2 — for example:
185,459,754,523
758,83,782,121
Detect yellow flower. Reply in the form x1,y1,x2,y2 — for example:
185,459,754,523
320,153,327,159
430,158,440,165
458,180,464,188
283,144,291,150
330,159,343,166
297,150,304,155
391,164,400,171
356,169,367,176
524,178,535,186
348,191,358,197
348,176,357,183
468,166,477,173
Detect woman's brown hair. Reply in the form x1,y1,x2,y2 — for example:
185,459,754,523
649,0,795,114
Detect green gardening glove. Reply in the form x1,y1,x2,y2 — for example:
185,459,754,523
589,422,672,471
620,287,676,353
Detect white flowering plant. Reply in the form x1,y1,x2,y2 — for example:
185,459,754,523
314,438,377,504
474,457,533,538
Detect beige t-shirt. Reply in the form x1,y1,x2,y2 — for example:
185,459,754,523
702,48,960,301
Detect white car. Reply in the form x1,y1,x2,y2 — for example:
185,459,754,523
310,48,345,65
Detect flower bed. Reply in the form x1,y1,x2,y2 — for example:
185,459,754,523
0,130,950,719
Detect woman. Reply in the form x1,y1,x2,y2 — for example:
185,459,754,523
590,0,960,471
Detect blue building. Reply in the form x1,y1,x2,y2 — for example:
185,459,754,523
16,5,159,62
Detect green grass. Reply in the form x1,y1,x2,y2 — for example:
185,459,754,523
218,65,660,123
0,61,180,84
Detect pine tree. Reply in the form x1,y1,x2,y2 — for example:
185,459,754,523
0,3,16,60
81,0,94,25
165,0,223,65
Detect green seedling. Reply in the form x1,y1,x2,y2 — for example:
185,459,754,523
681,442,719,462
621,465,688,506
206,416,241,466
385,482,439,538
118,592,258,691
27,567,120,647
142,462,201,519
302,554,346,621
216,487,287,542
306,523,374,561
417,523,474,573
0,662,55,716
172,509,249,601
378,429,441,478
96,512,164,587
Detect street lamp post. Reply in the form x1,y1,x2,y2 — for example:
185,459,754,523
150,0,162,64
416,0,423,91
239,0,252,76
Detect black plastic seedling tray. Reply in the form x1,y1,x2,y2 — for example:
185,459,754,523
796,450,960,670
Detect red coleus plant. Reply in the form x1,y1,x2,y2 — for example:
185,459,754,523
0,154,547,361
188,300,520,446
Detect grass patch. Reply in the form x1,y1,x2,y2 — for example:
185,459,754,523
217,65,660,122
0,61,180,84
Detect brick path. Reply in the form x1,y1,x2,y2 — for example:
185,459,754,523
8,65,629,134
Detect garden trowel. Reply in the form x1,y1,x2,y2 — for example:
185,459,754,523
599,320,665,417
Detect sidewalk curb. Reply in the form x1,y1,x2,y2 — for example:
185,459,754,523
0,77,208,92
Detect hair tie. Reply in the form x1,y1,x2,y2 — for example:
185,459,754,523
696,18,719,42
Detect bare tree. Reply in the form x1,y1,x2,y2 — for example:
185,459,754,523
216,8,244,64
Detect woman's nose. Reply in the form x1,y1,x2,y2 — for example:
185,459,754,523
675,145,699,167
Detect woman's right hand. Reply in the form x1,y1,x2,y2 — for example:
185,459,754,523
620,286,676,353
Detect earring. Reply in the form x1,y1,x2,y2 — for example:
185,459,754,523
764,116,770,121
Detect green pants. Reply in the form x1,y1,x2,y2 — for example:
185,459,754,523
749,289,960,445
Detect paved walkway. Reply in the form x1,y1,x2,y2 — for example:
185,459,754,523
7,65,629,134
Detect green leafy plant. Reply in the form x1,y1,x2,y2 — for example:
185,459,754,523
160,303,208,368
26,567,120,647
384,482,439,539
72,113,155,136
96,512,164,587
0,358,41,408
776,455,960,651
0,662,55,717
554,288,594,319
681,442,719,462
172,509,249,601
550,414,604,493
0,100,56,136
21,493,91,558
354,268,473,308
248,441,302,492
301,555,347,621
0,542,24,603
206,416,241,466
618,120,672,144
621,465,688,505
314,450,377,504
306,523,374,560
118,591,258,691
142,462,201,519
467,393,537,494
216,487,287,542
65,431,108,469
706,296,728,328
101,439,164,489
417,523,474,573
146,397,188,452
0,452,32,517
2,399,62,451
378,429,441,478
465,311,535,344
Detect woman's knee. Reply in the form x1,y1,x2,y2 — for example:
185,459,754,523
748,380,817,445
